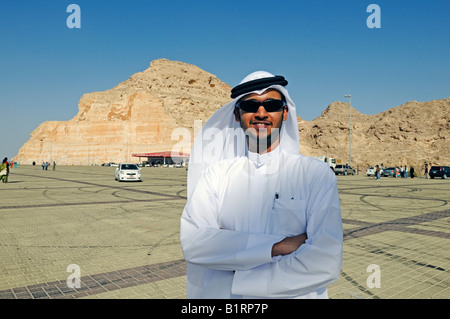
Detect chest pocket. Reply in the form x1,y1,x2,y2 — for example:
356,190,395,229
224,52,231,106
268,199,307,236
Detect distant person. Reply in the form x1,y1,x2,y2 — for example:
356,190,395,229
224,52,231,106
376,165,381,180
400,166,404,178
53,161,56,171
410,166,415,178
404,166,408,178
1,157,9,183
395,167,399,178
424,164,429,179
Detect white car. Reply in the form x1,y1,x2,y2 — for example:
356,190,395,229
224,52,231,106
366,167,376,176
366,166,384,177
115,163,142,182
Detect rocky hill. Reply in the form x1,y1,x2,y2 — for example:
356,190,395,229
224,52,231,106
15,59,449,174
15,59,231,165
300,98,450,174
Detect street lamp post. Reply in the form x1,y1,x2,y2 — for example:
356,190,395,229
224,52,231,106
344,94,352,168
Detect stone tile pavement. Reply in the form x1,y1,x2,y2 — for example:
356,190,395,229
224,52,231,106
0,165,448,299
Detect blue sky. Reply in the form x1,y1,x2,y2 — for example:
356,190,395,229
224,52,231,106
1,0,449,159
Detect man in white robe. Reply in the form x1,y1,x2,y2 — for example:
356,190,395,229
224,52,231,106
180,71,343,299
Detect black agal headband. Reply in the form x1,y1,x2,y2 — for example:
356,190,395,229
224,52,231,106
230,75,288,99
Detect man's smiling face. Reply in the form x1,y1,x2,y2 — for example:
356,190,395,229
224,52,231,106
234,89,288,154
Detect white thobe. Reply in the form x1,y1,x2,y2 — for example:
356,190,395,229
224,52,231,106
180,149,343,298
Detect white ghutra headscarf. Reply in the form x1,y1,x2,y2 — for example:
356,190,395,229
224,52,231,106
187,71,300,198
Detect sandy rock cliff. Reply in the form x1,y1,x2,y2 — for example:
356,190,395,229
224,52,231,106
301,98,450,173
15,59,449,174
15,59,231,165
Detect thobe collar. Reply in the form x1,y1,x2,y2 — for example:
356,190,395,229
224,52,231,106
247,145,281,171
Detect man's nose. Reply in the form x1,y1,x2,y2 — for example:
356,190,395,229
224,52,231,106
254,105,269,118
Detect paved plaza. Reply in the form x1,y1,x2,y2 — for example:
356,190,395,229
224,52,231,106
0,164,448,299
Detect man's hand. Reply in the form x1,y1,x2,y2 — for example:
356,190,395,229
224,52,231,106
271,233,307,257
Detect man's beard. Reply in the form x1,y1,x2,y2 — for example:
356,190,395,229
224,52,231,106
244,127,281,154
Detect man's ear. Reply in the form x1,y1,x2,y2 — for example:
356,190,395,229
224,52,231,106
282,106,288,121
234,107,241,122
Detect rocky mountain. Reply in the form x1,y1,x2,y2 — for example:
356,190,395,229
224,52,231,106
15,58,449,175
300,98,450,174
15,59,231,165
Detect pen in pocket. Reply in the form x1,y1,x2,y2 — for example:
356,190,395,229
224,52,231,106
272,192,279,208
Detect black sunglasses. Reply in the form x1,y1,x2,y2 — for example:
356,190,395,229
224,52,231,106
236,99,286,113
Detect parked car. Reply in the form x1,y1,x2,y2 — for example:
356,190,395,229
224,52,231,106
382,167,396,177
334,164,355,175
366,167,375,176
429,166,450,179
115,163,142,182
102,162,118,167
140,161,153,167
367,166,384,177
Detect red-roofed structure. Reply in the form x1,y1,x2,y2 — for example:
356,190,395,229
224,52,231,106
132,151,190,165
132,151,190,158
